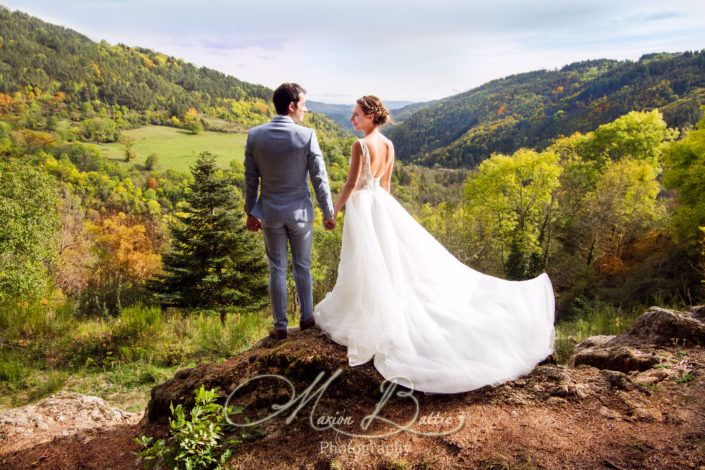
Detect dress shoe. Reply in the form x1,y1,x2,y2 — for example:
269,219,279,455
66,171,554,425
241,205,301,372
300,316,316,331
268,328,287,340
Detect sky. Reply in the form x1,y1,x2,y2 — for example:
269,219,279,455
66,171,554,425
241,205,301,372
3,0,705,104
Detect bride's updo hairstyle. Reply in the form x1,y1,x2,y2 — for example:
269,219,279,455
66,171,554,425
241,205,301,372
357,95,391,126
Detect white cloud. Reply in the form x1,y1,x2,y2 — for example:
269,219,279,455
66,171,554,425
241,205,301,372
3,0,705,102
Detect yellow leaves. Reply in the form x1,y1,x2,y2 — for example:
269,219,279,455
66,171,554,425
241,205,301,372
141,55,156,69
154,53,169,66
0,93,12,111
596,255,625,276
497,104,507,115
252,100,271,115
13,129,56,150
89,212,162,281
184,108,199,120
90,62,101,78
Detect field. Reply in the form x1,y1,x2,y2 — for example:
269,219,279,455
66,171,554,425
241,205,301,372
96,125,247,172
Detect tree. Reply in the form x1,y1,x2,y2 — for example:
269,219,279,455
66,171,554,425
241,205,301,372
78,211,162,316
122,134,136,162
153,152,268,321
463,149,562,279
584,157,664,271
145,153,159,171
0,158,61,303
587,110,676,169
184,107,203,135
663,112,705,254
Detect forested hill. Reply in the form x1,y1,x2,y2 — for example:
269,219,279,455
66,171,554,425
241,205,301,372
386,52,705,168
0,6,275,126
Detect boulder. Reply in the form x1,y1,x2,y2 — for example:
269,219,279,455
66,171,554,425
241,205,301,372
605,306,705,348
144,329,385,425
567,306,705,372
569,345,659,373
574,335,616,352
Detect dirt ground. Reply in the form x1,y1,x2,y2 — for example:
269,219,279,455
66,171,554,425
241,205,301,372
2,334,705,469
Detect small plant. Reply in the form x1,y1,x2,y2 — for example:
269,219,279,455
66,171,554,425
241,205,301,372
135,385,247,470
640,382,659,394
675,372,695,384
671,338,688,360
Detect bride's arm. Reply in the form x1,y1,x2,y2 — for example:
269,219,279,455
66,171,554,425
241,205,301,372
381,142,395,193
333,140,363,216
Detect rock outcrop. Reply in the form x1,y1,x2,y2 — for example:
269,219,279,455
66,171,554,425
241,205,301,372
144,328,384,425
569,306,705,372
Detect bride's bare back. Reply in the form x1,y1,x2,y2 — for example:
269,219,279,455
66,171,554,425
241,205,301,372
332,97,395,216
333,132,395,215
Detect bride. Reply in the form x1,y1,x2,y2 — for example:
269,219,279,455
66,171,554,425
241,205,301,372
313,96,556,394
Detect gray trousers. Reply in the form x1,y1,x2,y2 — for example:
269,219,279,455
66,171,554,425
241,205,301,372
261,219,314,330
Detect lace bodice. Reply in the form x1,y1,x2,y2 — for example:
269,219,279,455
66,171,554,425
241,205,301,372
354,139,389,191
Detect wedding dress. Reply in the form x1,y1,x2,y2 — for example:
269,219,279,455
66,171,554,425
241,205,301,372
313,139,556,394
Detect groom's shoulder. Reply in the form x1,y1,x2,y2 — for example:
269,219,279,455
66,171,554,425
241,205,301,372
292,123,315,138
247,122,267,136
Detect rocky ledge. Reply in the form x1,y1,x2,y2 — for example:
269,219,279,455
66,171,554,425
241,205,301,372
139,305,705,469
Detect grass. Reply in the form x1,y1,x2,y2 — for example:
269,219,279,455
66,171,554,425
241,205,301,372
0,292,678,412
554,302,644,364
0,300,272,412
95,125,247,172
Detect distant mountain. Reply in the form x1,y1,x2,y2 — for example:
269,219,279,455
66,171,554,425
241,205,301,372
308,100,417,129
386,52,705,168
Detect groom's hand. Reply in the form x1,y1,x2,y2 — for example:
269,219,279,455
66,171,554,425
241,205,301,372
246,215,261,232
323,217,336,230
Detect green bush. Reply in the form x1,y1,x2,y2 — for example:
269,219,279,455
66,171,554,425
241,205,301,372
0,299,76,342
190,311,268,356
27,370,67,401
117,305,163,340
135,385,246,470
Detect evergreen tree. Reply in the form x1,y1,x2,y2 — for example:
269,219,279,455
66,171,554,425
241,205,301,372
153,152,268,321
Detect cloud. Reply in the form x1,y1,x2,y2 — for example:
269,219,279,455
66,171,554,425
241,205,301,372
3,0,705,102
636,10,684,22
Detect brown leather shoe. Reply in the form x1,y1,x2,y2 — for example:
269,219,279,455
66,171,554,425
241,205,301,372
268,328,287,340
300,316,316,331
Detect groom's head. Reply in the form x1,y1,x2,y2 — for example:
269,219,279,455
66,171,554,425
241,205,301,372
273,83,307,122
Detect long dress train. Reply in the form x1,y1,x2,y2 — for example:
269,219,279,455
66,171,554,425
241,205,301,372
314,139,555,394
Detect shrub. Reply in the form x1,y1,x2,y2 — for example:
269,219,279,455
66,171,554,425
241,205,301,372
135,385,246,470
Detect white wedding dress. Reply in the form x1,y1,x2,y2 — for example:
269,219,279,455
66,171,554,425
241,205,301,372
313,139,556,394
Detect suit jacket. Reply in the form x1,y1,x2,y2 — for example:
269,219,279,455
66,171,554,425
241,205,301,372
244,115,334,223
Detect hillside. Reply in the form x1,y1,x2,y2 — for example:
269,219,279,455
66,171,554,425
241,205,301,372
0,7,270,119
387,53,705,168
308,100,417,130
0,6,352,138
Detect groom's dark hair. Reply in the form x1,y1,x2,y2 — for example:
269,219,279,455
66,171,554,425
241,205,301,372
273,83,306,115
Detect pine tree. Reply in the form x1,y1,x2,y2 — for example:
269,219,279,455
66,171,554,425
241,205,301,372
153,152,268,321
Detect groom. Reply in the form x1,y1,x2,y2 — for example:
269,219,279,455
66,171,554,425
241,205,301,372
244,83,336,341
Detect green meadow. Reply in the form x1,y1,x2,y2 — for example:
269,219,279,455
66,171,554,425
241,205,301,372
96,125,247,172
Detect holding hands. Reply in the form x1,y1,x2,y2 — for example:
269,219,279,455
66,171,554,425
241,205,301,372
247,214,336,231
246,215,261,232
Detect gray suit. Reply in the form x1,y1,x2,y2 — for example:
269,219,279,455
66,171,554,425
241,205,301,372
244,115,334,329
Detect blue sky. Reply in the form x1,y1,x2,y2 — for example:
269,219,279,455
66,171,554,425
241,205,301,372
3,0,705,103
